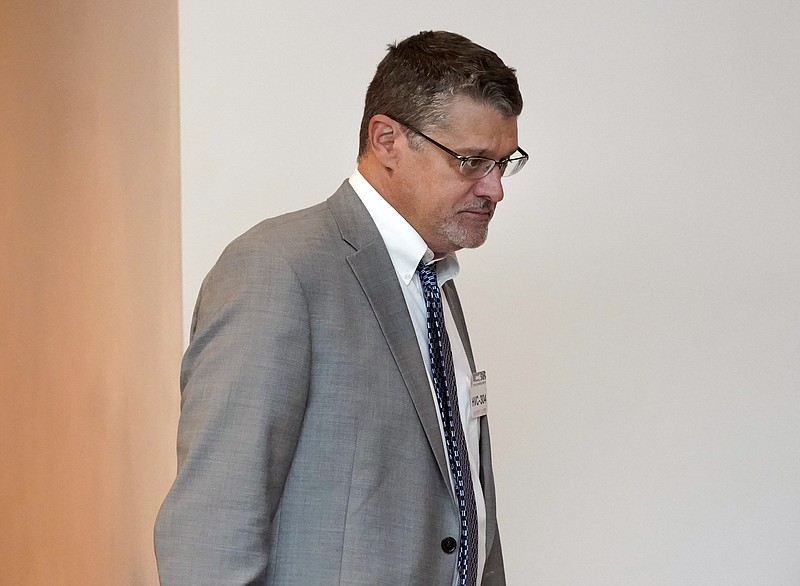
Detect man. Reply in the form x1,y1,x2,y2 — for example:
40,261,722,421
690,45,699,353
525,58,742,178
155,30,527,585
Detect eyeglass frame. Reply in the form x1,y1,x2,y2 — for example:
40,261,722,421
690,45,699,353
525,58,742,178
390,117,529,179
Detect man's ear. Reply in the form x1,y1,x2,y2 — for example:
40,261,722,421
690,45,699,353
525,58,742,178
367,114,404,169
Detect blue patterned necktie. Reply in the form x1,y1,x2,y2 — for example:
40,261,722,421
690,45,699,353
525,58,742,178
417,261,478,586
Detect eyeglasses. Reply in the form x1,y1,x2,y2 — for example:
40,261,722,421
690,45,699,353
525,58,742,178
393,118,529,179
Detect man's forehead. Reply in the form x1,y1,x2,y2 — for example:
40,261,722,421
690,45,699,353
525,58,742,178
438,104,519,156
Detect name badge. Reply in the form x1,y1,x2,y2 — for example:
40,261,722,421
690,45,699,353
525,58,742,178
470,371,488,418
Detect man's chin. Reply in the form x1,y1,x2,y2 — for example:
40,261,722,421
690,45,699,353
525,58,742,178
444,227,489,250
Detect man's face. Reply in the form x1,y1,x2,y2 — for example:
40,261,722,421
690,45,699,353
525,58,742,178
391,96,520,255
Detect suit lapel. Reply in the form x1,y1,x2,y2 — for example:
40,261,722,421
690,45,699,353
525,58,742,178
327,182,452,493
443,282,475,373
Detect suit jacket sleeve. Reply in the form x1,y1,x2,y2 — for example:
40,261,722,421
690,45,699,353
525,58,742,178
154,235,310,585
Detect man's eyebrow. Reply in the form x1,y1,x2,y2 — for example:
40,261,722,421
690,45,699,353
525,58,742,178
464,145,520,159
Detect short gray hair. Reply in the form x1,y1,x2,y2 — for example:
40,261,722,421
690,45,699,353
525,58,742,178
358,31,523,158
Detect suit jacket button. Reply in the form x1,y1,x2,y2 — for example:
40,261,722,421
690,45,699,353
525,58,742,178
441,537,458,554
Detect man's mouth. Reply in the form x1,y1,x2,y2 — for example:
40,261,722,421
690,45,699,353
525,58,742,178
459,202,495,217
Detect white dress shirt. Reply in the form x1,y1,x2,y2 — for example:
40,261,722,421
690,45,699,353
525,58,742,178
349,170,486,585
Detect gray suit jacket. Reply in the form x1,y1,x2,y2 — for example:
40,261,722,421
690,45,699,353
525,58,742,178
154,181,505,585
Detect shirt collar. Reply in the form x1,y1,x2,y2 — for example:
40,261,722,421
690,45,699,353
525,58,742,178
349,169,460,286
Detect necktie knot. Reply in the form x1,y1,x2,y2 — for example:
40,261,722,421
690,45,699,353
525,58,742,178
417,260,438,289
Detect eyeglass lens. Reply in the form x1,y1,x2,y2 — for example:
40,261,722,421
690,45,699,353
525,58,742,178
461,155,527,179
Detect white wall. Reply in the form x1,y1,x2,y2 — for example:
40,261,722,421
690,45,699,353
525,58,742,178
179,2,800,584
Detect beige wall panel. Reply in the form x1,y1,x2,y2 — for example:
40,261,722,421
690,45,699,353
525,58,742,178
0,1,181,584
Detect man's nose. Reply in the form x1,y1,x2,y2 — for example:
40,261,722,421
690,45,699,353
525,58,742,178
474,166,505,202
